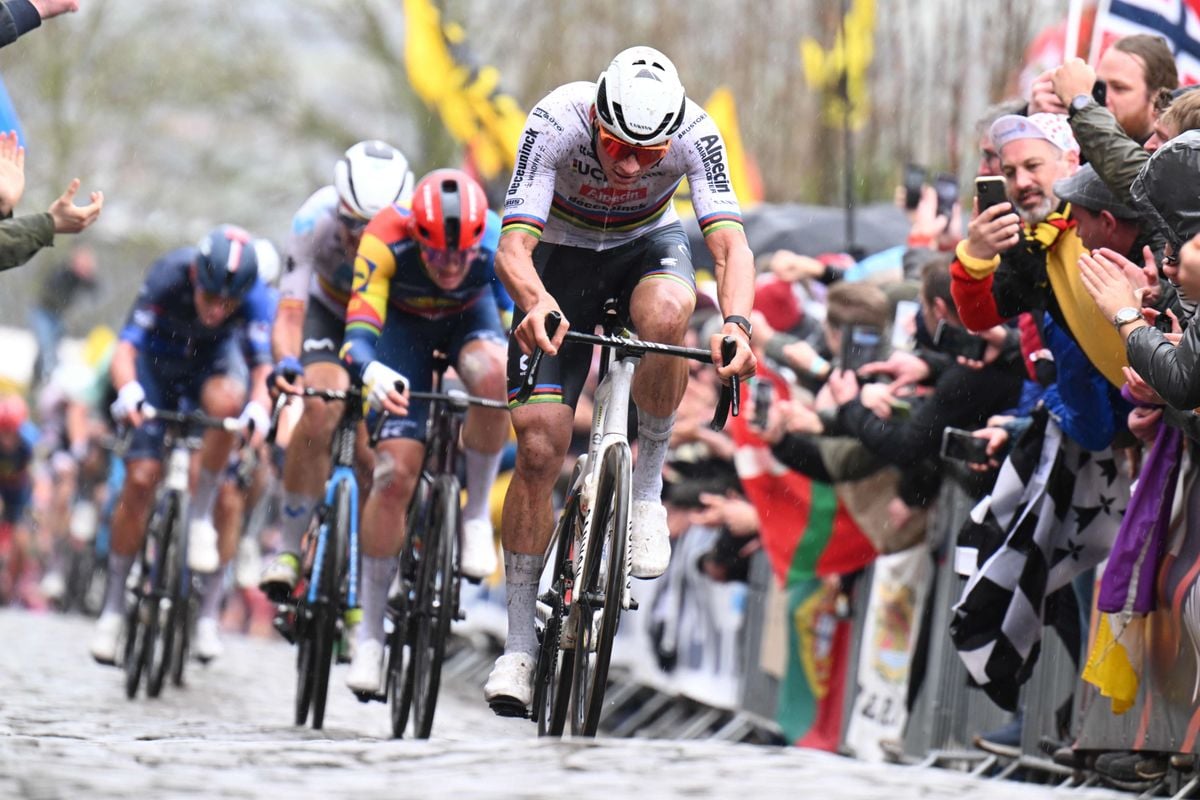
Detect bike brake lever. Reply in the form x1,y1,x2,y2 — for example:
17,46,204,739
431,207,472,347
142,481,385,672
709,336,741,431
513,311,562,404
265,392,290,447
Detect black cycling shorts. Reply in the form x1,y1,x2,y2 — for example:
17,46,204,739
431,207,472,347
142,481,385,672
505,222,695,410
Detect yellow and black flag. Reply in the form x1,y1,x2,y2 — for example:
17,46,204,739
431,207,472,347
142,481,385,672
403,0,527,181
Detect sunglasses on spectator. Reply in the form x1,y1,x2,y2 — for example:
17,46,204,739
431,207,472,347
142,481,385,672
595,123,670,168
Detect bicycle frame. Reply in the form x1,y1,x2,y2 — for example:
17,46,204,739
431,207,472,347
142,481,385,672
577,350,636,612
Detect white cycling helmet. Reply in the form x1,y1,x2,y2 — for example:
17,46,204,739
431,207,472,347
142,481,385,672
333,140,415,222
594,46,687,146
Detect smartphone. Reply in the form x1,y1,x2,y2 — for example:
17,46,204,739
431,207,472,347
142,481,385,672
903,163,926,210
839,324,884,373
941,427,990,465
1092,79,1108,108
934,173,958,218
752,379,774,429
934,319,988,361
975,175,1009,215
891,299,921,352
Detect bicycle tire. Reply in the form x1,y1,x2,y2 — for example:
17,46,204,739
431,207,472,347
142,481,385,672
571,444,631,737
170,595,191,688
534,487,581,737
410,474,458,739
390,477,428,738
122,593,144,700
294,606,315,726
387,591,414,738
310,480,350,730
147,494,183,697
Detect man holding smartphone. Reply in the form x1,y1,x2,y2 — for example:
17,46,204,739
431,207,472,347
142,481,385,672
951,112,1132,394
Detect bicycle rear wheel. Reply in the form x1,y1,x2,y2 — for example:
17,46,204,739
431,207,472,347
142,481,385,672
534,486,581,737
124,524,159,699
410,475,459,739
387,587,414,738
570,444,630,737
294,604,315,726
310,481,350,730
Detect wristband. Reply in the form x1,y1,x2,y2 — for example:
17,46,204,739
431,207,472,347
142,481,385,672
809,355,830,377
724,315,753,339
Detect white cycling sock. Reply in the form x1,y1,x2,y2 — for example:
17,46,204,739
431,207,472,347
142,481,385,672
502,550,543,657
632,410,675,503
190,467,221,523
358,555,397,647
102,552,134,616
196,569,224,622
278,491,319,555
463,447,502,523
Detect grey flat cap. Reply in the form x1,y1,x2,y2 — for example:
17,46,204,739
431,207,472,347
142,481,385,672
1054,164,1138,219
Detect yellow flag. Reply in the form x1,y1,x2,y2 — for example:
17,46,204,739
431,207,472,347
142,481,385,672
403,0,527,180
675,87,762,217
1081,613,1144,715
799,0,875,130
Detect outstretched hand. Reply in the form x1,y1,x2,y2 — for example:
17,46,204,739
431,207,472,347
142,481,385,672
31,0,80,20
0,131,25,217
48,178,103,233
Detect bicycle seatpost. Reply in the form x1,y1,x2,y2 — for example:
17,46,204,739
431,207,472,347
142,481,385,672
513,311,562,404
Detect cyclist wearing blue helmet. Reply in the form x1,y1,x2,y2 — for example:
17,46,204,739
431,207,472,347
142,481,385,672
90,224,276,667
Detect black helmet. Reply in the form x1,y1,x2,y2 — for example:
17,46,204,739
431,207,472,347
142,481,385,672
195,224,259,298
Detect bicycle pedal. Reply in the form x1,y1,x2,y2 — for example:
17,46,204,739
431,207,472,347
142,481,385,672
627,597,639,611
352,690,378,704
488,698,530,719
462,574,483,586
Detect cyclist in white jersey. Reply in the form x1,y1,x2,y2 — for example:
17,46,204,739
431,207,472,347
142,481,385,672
258,141,414,599
484,46,757,711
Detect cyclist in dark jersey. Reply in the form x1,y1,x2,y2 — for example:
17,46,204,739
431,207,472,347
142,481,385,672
90,225,274,666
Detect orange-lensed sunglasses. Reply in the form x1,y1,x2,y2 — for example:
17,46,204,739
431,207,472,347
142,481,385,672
594,122,670,168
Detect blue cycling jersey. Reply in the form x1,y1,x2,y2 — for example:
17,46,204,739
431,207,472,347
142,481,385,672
119,247,275,373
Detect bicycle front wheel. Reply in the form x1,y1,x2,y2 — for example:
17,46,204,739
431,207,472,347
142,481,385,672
410,474,459,739
310,481,350,731
147,494,185,697
571,444,630,737
534,485,582,737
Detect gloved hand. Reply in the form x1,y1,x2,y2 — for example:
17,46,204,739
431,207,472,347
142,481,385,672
362,361,409,415
110,381,146,422
268,356,304,395
238,400,271,438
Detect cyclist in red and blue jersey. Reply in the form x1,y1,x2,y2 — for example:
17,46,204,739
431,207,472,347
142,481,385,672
338,169,511,695
485,46,757,713
90,225,275,666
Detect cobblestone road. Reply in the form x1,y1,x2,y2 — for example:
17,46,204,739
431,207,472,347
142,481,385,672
0,610,1126,799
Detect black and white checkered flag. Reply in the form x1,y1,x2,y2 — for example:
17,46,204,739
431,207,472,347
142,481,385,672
950,410,1127,710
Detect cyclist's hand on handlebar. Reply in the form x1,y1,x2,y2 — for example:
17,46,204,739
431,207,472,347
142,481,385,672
110,381,147,428
269,356,304,398
515,301,569,356
238,400,271,446
363,361,410,417
710,328,756,381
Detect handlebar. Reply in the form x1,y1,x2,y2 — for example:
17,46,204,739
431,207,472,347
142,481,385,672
368,386,507,447
514,311,742,430
265,384,366,446
137,403,245,434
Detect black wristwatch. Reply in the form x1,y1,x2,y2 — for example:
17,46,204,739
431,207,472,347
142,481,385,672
724,314,753,338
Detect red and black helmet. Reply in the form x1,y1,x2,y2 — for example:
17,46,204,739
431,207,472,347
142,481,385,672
0,394,27,435
409,169,488,251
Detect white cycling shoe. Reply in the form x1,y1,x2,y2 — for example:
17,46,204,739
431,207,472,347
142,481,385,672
484,652,535,715
460,517,498,581
346,638,384,695
194,617,223,663
258,552,300,601
629,500,671,579
188,517,220,573
90,612,124,666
